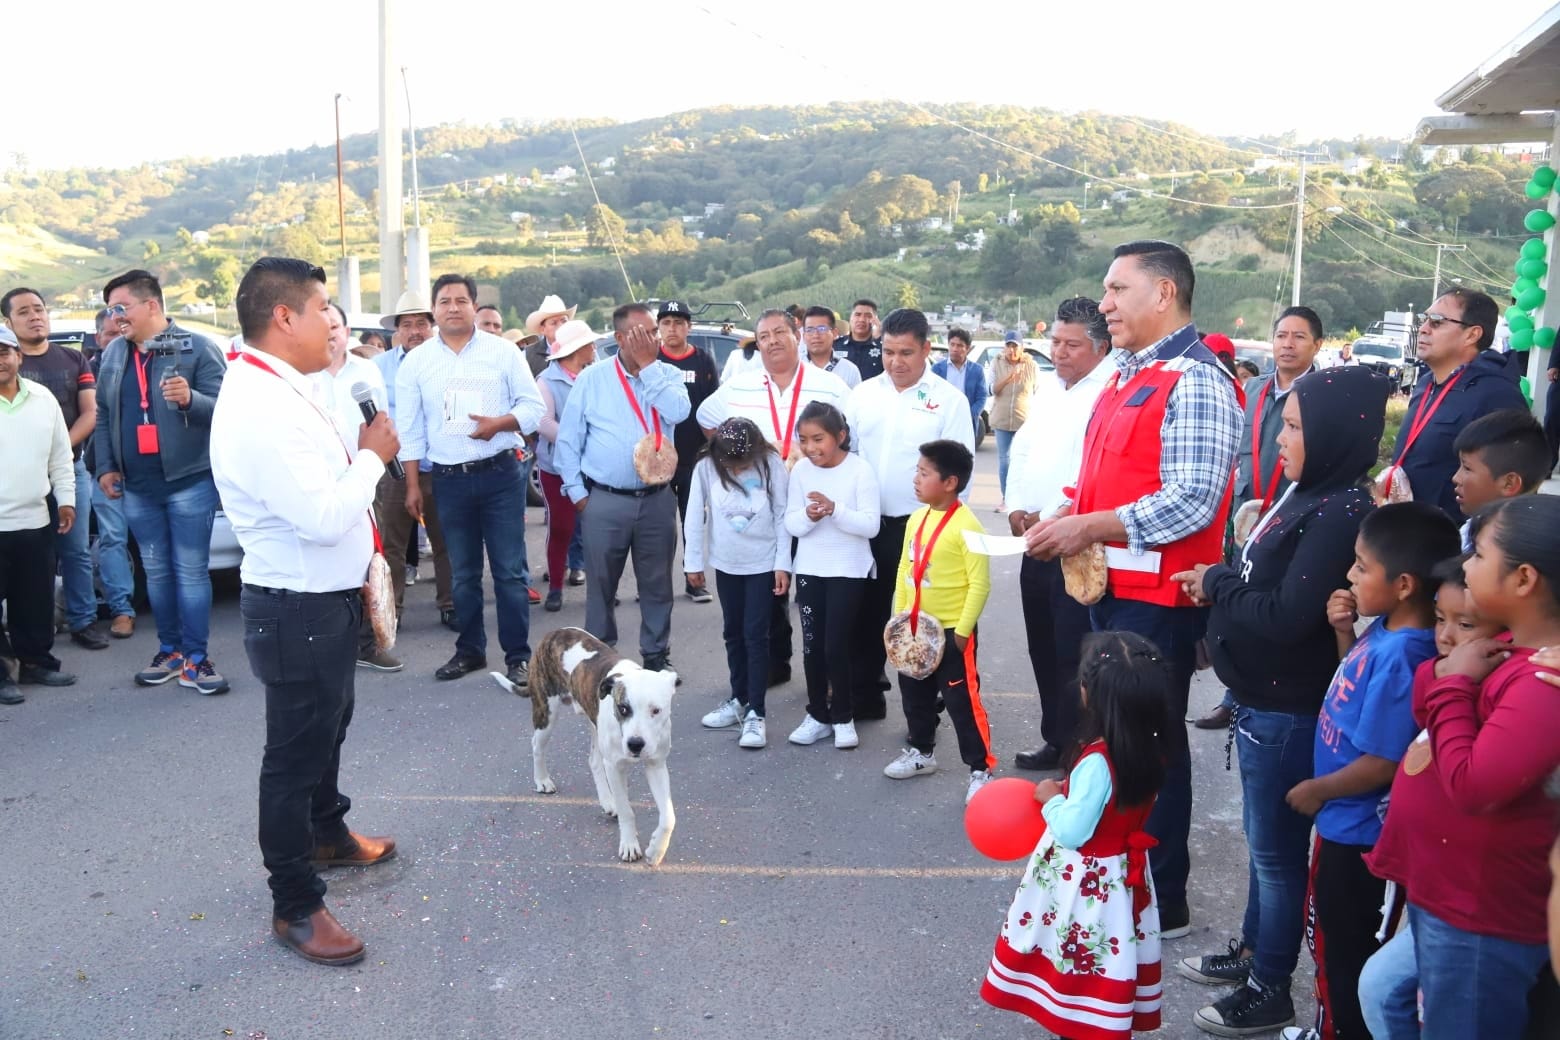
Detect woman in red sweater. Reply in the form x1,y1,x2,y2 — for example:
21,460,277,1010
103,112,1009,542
1360,495,1560,1039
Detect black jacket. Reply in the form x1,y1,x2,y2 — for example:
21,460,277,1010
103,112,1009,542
1392,350,1526,519
1204,367,1391,713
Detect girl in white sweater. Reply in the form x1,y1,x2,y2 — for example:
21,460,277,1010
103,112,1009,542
785,402,882,750
685,418,791,750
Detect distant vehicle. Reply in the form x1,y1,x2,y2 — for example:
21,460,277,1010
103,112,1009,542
1351,335,1416,394
593,301,754,379
1234,341,1274,377
930,340,1055,450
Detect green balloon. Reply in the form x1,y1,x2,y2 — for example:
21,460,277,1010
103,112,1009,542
1528,179,1551,199
1537,166,1558,189
1511,328,1536,350
1535,327,1558,349
1516,286,1547,311
1509,313,1534,333
1522,238,1548,259
1513,277,1538,296
1517,258,1549,280
1526,209,1558,232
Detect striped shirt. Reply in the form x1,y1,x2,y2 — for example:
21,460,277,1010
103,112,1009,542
696,363,850,456
394,329,544,466
1106,323,1242,554
554,358,692,500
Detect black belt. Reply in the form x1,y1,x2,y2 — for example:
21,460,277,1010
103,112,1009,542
430,453,514,476
586,476,667,498
242,584,361,599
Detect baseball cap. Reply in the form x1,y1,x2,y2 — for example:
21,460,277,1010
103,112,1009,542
1003,329,1023,344
0,326,18,350
657,300,691,321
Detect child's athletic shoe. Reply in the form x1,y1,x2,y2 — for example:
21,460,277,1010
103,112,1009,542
883,747,937,779
701,697,743,729
738,711,767,749
1194,977,1294,1036
788,714,833,746
832,721,858,749
966,769,993,804
135,649,184,686
1178,939,1253,986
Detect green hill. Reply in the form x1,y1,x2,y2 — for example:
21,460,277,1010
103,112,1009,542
2,101,1537,338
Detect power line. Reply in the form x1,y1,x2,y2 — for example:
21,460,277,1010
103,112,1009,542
569,122,634,297
1320,224,1433,280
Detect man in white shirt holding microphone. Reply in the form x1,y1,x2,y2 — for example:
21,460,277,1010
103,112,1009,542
211,257,401,967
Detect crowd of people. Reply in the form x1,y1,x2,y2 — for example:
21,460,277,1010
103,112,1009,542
2,243,1557,1040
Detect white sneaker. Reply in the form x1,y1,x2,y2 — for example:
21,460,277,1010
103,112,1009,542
883,747,937,779
833,720,859,749
738,711,767,749
966,769,993,804
701,697,743,729
788,714,834,746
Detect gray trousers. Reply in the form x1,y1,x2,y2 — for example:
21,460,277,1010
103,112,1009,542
580,485,676,658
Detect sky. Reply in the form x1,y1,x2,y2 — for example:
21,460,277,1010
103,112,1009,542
8,0,1552,171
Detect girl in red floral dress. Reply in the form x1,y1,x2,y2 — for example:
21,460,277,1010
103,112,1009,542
982,631,1173,1039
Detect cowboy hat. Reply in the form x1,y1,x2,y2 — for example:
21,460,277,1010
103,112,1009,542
547,319,598,361
380,289,434,330
525,294,577,334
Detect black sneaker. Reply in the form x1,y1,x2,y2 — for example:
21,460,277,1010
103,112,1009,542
506,661,530,689
686,583,712,604
1194,978,1294,1037
70,623,110,651
642,653,683,686
1159,900,1192,940
439,608,458,631
543,590,562,612
1178,938,1253,986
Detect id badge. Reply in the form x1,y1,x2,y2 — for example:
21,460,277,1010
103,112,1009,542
136,423,160,454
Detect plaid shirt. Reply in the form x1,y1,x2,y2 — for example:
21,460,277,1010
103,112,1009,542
1106,323,1241,555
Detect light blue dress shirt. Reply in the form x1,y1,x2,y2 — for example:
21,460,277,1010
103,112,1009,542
555,358,691,501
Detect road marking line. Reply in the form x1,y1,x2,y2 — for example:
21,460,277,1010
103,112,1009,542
436,860,1014,879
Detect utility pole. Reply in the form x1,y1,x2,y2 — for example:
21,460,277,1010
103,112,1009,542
333,94,347,259
1290,155,1307,306
333,93,361,313
376,0,404,311
1431,243,1466,302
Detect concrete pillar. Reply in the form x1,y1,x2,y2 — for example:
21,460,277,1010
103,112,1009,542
336,256,362,315
405,225,431,303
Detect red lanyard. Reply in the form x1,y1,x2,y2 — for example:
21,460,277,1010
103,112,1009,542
1249,381,1286,513
236,351,382,552
133,348,155,420
765,365,805,459
1382,371,1463,500
908,501,960,635
614,359,662,450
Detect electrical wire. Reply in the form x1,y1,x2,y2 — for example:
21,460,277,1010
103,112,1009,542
1320,224,1433,280
570,122,634,297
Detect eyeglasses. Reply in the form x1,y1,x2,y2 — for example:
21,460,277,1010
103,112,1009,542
1417,312,1473,331
105,303,130,318
802,324,833,335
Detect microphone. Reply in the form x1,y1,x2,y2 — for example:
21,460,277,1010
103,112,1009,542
351,382,404,479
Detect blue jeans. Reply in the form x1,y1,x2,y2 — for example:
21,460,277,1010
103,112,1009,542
57,457,95,631
1360,906,1550,1039
567,523,584,571
92,478,136,618
517,454,534,588
715,570,773,715
123,477,217,658
1234,705,1317,988
994,428,1016,496
1089,595,1206,910
432,454,530,667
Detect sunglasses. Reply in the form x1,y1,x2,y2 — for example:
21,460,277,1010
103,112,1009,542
1416,312,1473,331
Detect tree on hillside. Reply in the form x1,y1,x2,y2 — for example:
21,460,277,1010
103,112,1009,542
560,213,578,231
895,282,920,311
586,203,627,249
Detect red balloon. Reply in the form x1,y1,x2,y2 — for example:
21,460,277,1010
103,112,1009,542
964,777,1049,861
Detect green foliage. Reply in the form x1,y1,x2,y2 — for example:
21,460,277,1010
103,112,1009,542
894,281,920,310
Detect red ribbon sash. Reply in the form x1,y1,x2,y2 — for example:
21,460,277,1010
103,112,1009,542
1249,381,1286,513
1385,371,1463,498
765,365,805,459
615,358,662,451
908,501,960,635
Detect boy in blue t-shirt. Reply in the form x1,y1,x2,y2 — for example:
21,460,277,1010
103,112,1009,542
1284,502,1458,1040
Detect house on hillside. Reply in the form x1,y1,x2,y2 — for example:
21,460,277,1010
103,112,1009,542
545,165,577,183
1342,156,1375,176
704,203,725,218
599,157,616,169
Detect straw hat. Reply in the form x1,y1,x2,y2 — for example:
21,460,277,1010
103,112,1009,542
525,294,577,334
548,319,598,361
380,289,434,330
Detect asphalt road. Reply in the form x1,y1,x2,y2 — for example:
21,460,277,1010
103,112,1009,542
1,454,1265,1040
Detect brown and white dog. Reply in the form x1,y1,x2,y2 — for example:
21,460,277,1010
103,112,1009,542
490,628,677,865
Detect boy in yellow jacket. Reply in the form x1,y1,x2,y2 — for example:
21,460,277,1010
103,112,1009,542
883,439,994,803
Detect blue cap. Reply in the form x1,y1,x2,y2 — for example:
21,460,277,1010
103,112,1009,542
1003,330,1023,344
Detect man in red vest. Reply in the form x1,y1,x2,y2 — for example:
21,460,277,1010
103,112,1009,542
1025,240,1242,940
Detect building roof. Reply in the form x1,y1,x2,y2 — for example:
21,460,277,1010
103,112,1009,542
1416,3,1560,144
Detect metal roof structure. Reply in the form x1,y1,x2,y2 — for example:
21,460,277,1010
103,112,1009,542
1415,4,1560,145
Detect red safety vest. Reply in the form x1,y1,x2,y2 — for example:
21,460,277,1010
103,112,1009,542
1073,360,1234,607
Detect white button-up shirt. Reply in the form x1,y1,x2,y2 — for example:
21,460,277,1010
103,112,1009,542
1006,358,1118,517
312,354,387,460
846,368,976,518
394,329,544,466
696,362,850,457
211,347,384,593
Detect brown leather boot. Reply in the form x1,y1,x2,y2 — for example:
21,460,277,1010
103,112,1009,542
272,906,365,965
312,831,397,867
